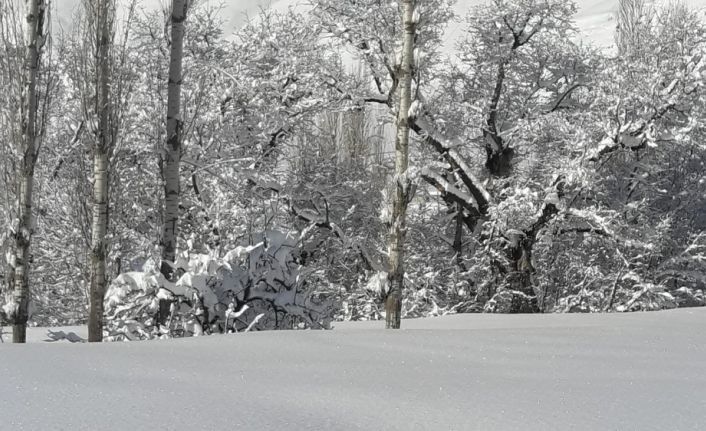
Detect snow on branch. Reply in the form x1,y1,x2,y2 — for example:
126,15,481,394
588,132,650,162
564,208,616,239
104,231,334,340
590,104,678,162
557,225,611,237
525,175,566,241
290,204,380,272
420,168,480,217
409,110,491,214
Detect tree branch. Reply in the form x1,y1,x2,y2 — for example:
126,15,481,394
409,115,491,215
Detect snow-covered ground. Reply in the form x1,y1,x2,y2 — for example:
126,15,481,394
2,308,705,430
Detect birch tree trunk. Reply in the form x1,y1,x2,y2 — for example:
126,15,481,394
385,0,416,329
9,0,47,343
87,0,112,342
160,0,187,283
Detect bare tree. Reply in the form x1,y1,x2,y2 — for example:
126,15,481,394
616,0,655,59
385,0,417,329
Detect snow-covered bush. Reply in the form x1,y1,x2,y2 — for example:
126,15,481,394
555,291,606,313
484,289,538,314
617,283,679,312
104,230,333,341
671,287,705,308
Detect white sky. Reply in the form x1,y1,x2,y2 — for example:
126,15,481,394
54,0,294,33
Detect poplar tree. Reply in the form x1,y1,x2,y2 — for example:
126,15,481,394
160,0,188,282
87,0,113,342
386,0,417,329
7,0,49,343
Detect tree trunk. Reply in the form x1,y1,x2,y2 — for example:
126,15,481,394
495,180,565,313
88,0,112,342
386,0,416,330
452,203,466,271
483,60,515,177
9,0,47,343
160,0,187,282
506,236,536,297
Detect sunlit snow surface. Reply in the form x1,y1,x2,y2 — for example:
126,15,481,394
2,309,705,430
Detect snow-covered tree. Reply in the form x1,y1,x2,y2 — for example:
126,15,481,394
58,0,139,341
566,0,706,311
312,0,459,319
1,0,704,337
0,0,51,342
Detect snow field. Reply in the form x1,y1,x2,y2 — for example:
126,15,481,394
2,308,705,430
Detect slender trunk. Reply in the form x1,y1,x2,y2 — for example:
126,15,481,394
88,0,112,342
486,61,505,141
507,237,535,295
605,269,623,311
158,0,187,326
453,203,465,271
12,175,34,343
10,0,46,343
386,0,416,330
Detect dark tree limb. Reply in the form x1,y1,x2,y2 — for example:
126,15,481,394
409,116,491,215
420,169,481,232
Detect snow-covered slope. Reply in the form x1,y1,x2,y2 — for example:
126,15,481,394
2,309,705,430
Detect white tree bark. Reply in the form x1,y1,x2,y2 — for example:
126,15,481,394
88,0,112,342
160,0,188,283
386,0,416,329
9,0,47,343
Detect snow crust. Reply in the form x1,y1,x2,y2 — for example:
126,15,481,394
2,309,706,430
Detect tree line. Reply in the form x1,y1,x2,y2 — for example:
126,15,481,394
1,0,704,342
